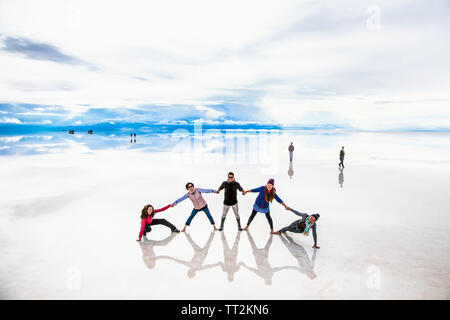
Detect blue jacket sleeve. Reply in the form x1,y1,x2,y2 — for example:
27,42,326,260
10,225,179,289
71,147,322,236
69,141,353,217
274,193,283,204
250,186,264,193
173,193,188,206
198,188,216,194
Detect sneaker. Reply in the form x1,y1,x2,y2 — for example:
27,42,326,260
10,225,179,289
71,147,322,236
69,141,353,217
238,228,243,231
172,229,180,233
218,228,224,231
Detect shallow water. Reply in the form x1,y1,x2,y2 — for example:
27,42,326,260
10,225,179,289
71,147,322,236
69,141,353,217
0,130,449,299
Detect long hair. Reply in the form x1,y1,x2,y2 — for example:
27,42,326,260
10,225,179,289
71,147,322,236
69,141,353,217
264,186,276,203
141,204,155,219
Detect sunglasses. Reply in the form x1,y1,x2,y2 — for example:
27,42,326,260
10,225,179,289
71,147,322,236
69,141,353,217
228,176,234,179
188,185,194,188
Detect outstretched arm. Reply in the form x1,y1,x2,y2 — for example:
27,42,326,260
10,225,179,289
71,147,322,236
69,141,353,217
275,193,289,210
290,208,308,219
198,188,217,194
154,204,171,214
138,219,146,240
172,193,189,206
243,186,263,195
312,224,319,249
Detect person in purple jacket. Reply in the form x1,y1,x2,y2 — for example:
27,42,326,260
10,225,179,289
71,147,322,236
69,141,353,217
171,182,218,232
242,178,290,234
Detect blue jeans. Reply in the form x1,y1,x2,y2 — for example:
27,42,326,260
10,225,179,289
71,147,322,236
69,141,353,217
185,205,215,226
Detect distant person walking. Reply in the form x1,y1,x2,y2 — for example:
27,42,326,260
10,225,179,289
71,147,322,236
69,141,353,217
242,179,290,234
216,172,244,231
172,182,218,232
339,146,345,168
288,142,295,161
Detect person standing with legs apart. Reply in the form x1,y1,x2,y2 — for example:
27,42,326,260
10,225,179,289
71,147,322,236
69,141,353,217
242,179,290,234
339,146,345,168
136,204,179,241
171,182,218,232
216,172,244,231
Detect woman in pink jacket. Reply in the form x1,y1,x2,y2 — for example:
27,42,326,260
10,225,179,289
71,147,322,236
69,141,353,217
136,204,180,241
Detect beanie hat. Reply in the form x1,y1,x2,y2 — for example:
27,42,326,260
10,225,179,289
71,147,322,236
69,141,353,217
311,214,320,221
267,178,274,185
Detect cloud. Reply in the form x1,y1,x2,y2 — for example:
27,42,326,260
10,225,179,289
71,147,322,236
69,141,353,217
0,36,98,70
0,116,22,124
194,106,225,119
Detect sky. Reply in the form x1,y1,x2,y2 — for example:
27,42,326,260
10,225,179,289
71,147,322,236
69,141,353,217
0,0,449,130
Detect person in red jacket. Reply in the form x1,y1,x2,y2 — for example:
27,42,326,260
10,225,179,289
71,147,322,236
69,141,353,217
136,204,180,241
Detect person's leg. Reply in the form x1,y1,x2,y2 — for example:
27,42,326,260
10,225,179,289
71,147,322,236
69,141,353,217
243,210,257,230
201,206,217,231
143,224,152,236
219,205,231,231
151,218,179,232
231,204,242,230
184,208,199,229
290,151,293,161
265,211,274,232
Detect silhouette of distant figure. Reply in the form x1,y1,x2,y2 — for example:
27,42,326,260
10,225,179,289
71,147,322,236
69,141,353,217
288,161,294,180
134,133,136,138
339,146,345,168
288,142,294,162
338,167,344,188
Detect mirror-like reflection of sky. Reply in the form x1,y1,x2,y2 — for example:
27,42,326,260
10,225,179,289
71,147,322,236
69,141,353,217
0,129,449,299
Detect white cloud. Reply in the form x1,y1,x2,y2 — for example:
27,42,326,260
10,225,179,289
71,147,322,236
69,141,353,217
0,116,22,124
194,106,225,119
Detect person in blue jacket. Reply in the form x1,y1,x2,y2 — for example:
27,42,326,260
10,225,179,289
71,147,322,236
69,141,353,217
242,178,290,234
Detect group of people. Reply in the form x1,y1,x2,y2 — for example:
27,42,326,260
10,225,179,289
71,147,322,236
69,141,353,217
137,172,320,249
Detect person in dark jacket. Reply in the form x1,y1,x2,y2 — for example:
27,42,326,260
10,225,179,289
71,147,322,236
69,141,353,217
288,142,295,161
216,172,244,231
273,208,320,249
339,146,345,168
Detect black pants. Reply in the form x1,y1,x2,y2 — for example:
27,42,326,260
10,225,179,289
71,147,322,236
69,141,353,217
144,219,178,235
246,209,273,229
339,159,344,167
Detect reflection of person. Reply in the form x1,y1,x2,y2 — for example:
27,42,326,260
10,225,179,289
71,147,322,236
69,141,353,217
138,232,178,269
239,232,298,285
168,232,220,278
273,208,320,249
219,231,241,282
242,179,290,234
172,182,218,232
288,142,294,161
339,146,345,168
288,161,294,180
216,172,244,231
338,167,344,188
279,233,317,279
136,204,179,241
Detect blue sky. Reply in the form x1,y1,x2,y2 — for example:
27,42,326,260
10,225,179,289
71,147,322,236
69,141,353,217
0,0,449,131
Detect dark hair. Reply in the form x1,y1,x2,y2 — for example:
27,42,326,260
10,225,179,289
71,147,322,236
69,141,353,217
264,186,276,203
185,182,194,190
141,204,155,219
228,172,234,177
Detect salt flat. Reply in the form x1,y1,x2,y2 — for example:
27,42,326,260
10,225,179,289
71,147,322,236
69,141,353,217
0,130,449,299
